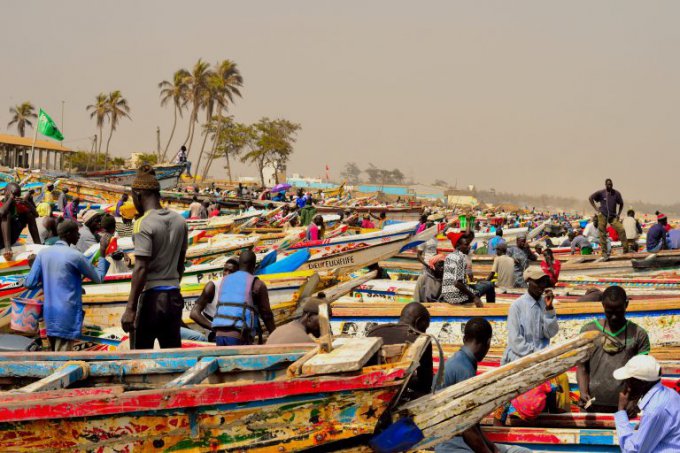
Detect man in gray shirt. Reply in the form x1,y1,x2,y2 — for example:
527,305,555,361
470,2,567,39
121,165,188,349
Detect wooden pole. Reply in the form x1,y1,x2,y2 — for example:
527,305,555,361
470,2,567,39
29,117,39,169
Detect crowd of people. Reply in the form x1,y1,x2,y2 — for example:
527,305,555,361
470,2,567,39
8,169,680,450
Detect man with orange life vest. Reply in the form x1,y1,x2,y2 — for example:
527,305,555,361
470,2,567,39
212,250,276,346
0,182,41,261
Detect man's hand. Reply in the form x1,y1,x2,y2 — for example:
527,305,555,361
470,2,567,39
544,289,554,309
27,254,36,267
578,392,592,409
618,386,630,412
473,296,484,308
121,307,136,333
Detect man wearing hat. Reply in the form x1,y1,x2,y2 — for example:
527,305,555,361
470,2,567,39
266,297,329,345
501,267,558,365
646,211,669,252
76,209,104,253
120,165,188,349
24,219,109,351
613,355,680,451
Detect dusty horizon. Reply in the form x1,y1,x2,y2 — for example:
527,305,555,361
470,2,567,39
2,1,679,205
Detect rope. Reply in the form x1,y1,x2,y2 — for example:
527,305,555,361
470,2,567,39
58,360,90,380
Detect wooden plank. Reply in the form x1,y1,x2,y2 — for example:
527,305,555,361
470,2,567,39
164,357,218,387
15,362,87,393
0,343,315,363
302,337,383,376
316,270,378,301
0,353,305,378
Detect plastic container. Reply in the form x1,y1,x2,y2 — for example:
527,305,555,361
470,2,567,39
10,298,43,334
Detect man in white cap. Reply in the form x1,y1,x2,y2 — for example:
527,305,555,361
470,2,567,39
501,266,558,365
613,355,680,452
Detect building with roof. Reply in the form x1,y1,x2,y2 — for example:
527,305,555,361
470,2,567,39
0,134,73,170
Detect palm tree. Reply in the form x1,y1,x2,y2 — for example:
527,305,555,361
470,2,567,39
8,102,37,137
181,59,213,158
104,90,131,170
158,69,189,162
198,60,244,180
87,93,109,164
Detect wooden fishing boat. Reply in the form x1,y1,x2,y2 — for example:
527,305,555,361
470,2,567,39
331,297,680,349
78,163,186,190
0,328,600,451
297,226,436,274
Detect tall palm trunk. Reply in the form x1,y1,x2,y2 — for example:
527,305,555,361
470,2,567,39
94,125,104,169
161,106,179,162
105,126,115,170
183,106,199,154
193,112,213,182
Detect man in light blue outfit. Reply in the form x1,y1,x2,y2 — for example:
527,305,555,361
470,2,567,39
24,219,109,351
502,266,559,365
613,355,680,452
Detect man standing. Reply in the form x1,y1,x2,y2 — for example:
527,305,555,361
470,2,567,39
487,228,505,255
613,355,680,452
0,183,42,261
115,193,129,218
435,317,530,453
577,286,650,413
176,145,191,177
502,267,559,364
589,178,627,258
441,238,486,307
57,187,69,213
267,298,328,345
506,235,537,288
211,250,276,346
189,196,203,219
24,220,109,351
121,165,188,349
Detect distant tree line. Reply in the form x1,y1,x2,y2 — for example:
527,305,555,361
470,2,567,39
340,162,407,185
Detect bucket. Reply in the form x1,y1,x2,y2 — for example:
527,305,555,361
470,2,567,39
10,298,43,334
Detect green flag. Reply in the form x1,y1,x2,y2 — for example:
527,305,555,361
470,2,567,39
37,109,64,141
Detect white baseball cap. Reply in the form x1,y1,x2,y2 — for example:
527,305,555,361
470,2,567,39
613,355,661,382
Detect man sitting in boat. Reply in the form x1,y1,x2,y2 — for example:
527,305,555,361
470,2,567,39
414,255,444,302
569,231,593,255
187,258,239,342
577,286,650,413
212,250,276,346
24,220,109,351
435,317,530,453
487,243,515,289
367,302,433,399
441,238,490,307
506,235,538,288
266,297,328,345
501,267,558,365
306,215,325,241
612,355,680,452
0,182,41,261
646,212,669,252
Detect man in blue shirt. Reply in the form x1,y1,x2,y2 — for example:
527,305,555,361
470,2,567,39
436,317,530,453
613,355,680,452
487,229,505,256
646,212,668,252
24,220,109,351
502,267,559,365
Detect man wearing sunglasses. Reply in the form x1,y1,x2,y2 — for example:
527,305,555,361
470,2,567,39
577,286,650,413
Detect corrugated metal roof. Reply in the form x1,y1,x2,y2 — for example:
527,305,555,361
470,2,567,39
0,134,72,152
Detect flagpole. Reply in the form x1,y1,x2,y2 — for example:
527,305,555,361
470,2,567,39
30,110,39,170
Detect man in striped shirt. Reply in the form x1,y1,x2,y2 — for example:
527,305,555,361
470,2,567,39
613,355,680,452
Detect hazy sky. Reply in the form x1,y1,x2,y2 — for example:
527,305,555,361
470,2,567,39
2,1,680,204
